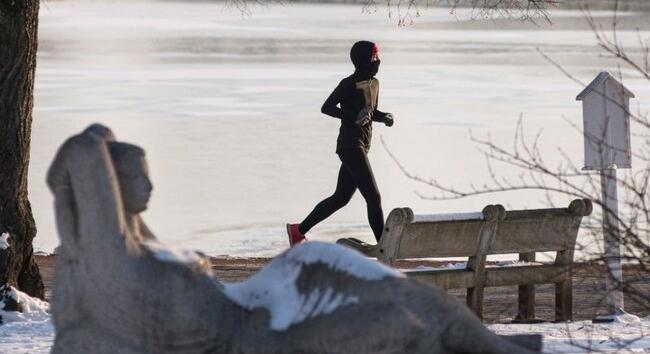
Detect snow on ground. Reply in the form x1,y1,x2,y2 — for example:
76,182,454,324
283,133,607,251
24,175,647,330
0,281,649,353
0,287,53,354
490,314,650,353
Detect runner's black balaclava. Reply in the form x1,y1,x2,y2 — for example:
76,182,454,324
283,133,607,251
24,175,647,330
350,41,380,79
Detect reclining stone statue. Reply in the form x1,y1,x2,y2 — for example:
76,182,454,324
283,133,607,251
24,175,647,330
47,124,542,354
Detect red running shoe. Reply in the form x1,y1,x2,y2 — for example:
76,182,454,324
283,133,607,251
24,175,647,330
286,223,307,247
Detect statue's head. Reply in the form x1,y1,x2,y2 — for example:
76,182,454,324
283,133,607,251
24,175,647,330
108,142,152,213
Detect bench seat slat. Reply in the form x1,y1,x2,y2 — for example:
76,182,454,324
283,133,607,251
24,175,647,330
404,264,568,289
484,264,569,287
404,269,476,289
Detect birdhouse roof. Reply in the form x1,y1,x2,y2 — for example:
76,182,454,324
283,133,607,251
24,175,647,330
576,71,635,101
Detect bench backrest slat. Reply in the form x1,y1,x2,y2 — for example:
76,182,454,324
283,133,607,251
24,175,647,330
491,214,580,254
398,220,487,258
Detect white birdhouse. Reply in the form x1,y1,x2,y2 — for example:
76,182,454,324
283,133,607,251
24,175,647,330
576,72,634,170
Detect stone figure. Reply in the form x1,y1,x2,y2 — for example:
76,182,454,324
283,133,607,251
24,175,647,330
47,124,541,354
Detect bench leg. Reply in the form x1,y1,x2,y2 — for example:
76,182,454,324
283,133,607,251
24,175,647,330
466,287,484,320
515,284,536,322
514,252,537,322
555,279,573,321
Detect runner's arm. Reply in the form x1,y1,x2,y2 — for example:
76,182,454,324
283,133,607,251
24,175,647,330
372,89,394,126
321,80,357,122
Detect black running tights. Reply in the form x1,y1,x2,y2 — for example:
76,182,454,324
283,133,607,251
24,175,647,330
299,148,384,241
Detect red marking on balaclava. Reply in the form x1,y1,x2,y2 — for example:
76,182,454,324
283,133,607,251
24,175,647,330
372,43,380,57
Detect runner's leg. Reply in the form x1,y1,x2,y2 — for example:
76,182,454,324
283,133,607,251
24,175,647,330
299,165,357,234
338,149,384,241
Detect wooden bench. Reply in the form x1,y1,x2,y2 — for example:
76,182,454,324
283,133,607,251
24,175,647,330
337,199,593,322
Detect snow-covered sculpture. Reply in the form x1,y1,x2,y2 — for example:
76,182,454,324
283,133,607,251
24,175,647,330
47,124,542,354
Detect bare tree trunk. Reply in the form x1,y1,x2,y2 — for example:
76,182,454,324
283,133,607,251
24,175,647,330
0,0,44,302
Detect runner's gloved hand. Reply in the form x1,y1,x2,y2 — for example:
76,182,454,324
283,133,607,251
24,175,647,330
382,113,394,127
355,108,372,126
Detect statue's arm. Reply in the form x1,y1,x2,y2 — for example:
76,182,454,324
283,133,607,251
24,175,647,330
47,140,78,255
138,217,157,241
47,126,127,242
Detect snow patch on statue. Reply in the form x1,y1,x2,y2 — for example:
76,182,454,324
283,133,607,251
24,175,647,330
288,241,403,280
223,241,402,330
143,240,201,264
0,233,10,250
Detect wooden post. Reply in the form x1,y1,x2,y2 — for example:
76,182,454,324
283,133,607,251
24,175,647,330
601,168,624,313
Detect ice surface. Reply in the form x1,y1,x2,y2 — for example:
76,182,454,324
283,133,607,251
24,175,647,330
223,241,400,330
28,0,650,259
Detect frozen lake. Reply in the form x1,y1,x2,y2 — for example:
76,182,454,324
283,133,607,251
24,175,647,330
31,0,650,257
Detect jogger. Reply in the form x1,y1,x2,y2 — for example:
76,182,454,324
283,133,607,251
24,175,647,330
287,40,395,246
